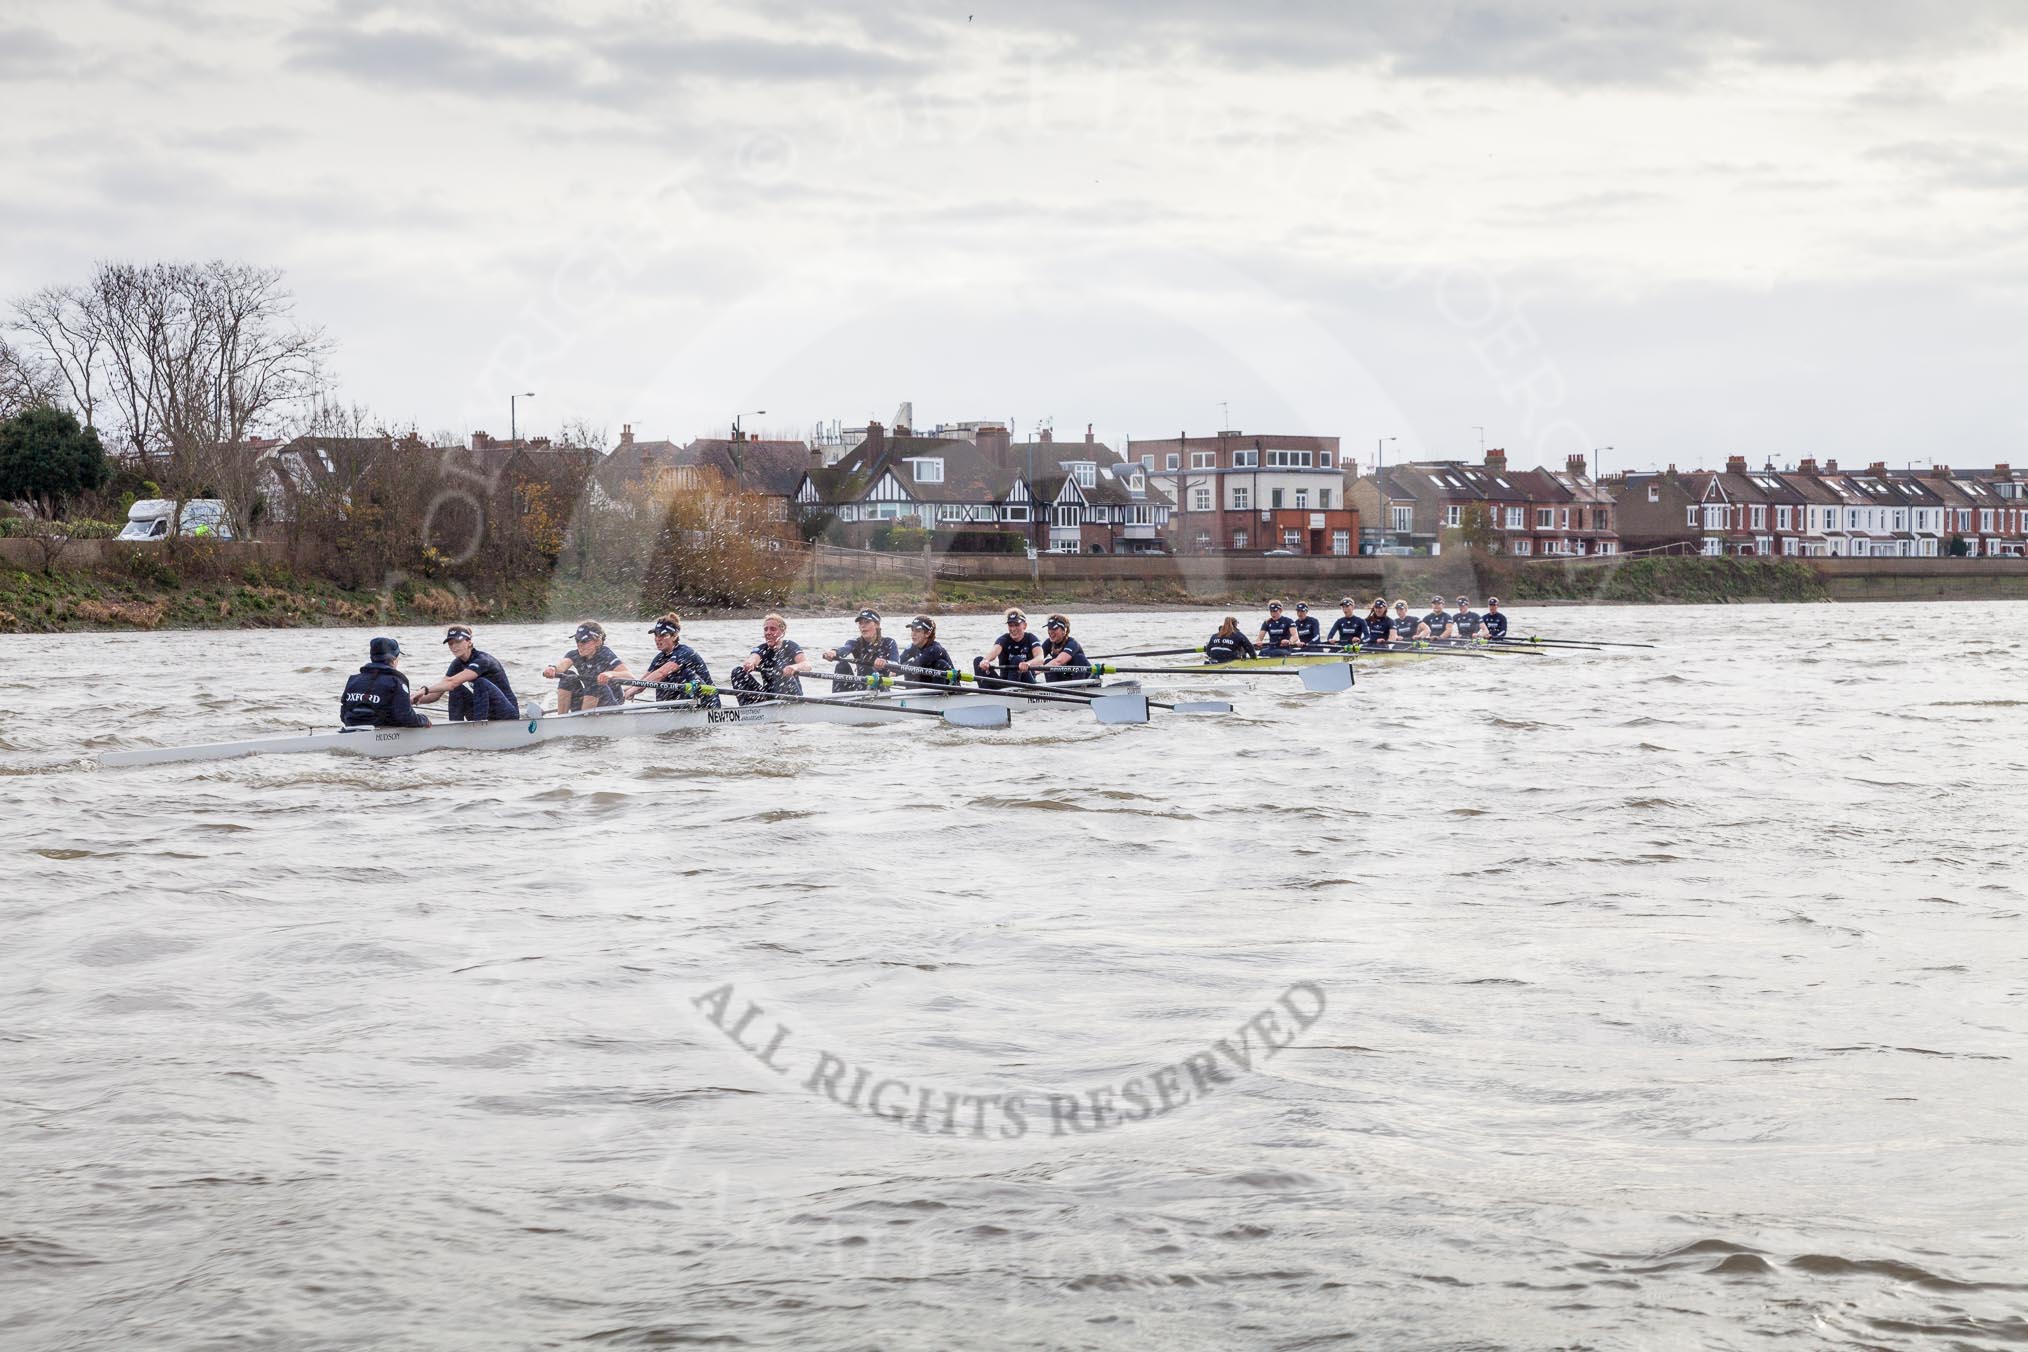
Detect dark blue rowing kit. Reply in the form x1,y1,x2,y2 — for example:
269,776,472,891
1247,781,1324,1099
643,642,717,705
341,662,431,728
1325,615,1367,645
1422,610,1451,637
731,639,806,701
899,640,955,674
1483,610,1509,640
1367,615,1393,643
830,634,899,689
978,630,1043,683
1204,631,1259,663
445,648,518,721
1453,609,1483,638
1293,615,1321,645
1259,616,1295,651
556,643,626,708
1041,635,1089,683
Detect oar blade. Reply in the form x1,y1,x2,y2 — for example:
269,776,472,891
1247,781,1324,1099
1089,693,1151,725
1299,662,1355,693
1169,700,1233,714
943,704,1011,729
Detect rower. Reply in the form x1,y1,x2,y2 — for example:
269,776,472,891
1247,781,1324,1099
893,615,954,676
543,622,631,713
1030,614,1089,683
340,637,431,728
1421,595,1454,640
1365,599,1392,646
822,608,898,692
1391,600,1428,641
636,614,717,707
1292,602,1321,648
1452,596,1483,640
731,612,812,703
412,624,519,721
1483,596,1509,641
1325,597,1367,648
1204,616,1259,663
977,609,1042,685
1256,600,1296,656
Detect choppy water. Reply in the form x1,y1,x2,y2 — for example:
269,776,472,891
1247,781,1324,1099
3,604,2024,1351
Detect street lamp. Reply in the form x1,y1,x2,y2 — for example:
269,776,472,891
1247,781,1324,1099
1375,435,1395,476
1593,445,1613,481
731,409,767,441
510,391,534,447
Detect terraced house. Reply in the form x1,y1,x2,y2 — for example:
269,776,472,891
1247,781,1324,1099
1129,430,1357,555
1350,450,1619,557
792,421,1173,554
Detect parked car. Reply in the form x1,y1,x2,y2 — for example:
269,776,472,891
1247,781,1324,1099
1264,548,1296,556
118,499,234,541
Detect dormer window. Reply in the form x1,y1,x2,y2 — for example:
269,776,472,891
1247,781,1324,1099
1068,461,1097,488
908,458,944,484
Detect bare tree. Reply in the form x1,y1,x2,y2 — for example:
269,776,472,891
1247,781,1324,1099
10,288,99,424
0,336,59,418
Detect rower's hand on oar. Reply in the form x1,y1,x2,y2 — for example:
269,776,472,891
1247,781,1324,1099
872,657,888,670
542,664,560,680
821,648,839,660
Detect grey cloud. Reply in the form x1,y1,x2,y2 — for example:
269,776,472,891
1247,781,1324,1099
0,23,76,77
1868,141,2028,192
599,34,911,84
284,20,622,106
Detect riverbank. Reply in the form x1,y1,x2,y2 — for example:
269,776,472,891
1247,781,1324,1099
4,552,2024,632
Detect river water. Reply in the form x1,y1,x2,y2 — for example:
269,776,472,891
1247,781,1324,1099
2,603,2023,1350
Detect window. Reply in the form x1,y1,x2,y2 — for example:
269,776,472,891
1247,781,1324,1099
1232,531,1247,550
910,458,944,483
1166,453,1179,470
1776,505,1793,530
1332,529,1350,555
1194,531,1212,550
1980,509,1995,532
1512,538,1531,555
1536,508,1554,529
1294,489,1309,509
1596,508,1610,530
938,504,965,521
1231,449,1258,468
1647,484,1659,503
1139,454,1155,469
1750,504,1767,529
1321,453,1333,467
1444,505,1462,527
1686,505,1698,527
1000,505,1029,522
1506,507,1525,529
1266,449,1312,468
1054,505,1079,527
1066,462,1096,488
1704,504,1726,529
1190,451,1216,469
1391,505,1413,532
1271,489,1284,509
1319,489,1331,509
1129,473,1144,491
1231,486,1249,510
1191,487,1212,512
1560,508,1570,528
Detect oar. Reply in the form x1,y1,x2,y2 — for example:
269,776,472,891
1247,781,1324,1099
915,667,1232,716
1288,640,1493,662
1089,646,1206,660
1050,662,1354,694
1504,635,1652,649
875,663,1149,724
618,679,1011,728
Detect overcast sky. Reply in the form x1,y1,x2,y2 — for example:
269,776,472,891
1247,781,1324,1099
5,0,2026,472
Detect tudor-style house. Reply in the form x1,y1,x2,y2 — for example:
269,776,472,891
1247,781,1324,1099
792,421,1173,553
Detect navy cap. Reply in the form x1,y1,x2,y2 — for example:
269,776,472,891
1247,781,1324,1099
1005,610,1027,623
907,616,933,631
1294,602,1309,612
442,626,473,644
855,608,881,624
1456,596,1470,605
369,636,402,661
1267,601,1283,611
1340,597,1355,607
573,624,601,643
649,620,679,637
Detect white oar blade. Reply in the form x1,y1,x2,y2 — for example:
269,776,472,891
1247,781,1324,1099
1089,693,1151,725
944,704,1011,728
1170,700,1233,714
1299,662,1355,693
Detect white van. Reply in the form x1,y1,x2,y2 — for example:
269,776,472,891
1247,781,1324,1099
118,499,234,541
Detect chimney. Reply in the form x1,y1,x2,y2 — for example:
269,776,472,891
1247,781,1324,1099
1566,453,1587,478
864,420,885,457
1931,464,1950,477
1485,447,1507,472
1085,422,1094,444
809,446,823,471
620,424,634,446
975,424,1012,462
471,430,493,450
1667,463,1677,474
1039,427,1053,443
1725,454,1748,474
1797,457,1817,474
1995,463,2012,477
1867,460,1887,476
1825,458,1838,473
